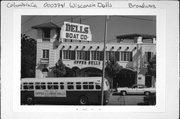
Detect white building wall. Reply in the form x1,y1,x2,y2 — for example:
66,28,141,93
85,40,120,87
35,36,156,79
37,29,42,42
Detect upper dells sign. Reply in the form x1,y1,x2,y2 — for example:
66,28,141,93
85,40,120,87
61,22,92,41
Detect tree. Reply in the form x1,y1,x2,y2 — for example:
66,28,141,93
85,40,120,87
147,55,156,87
21,34,36,78
105,55,123,88
53,59,66,77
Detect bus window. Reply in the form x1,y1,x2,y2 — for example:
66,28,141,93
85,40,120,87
23,83,28,89
83,82,88,84
82,82,88,89
60,85,64,89
35,82,41,89
60,82,64,89
96,84,101,89
76,82,81,90
89,82,94,89
41,82,46,89
53,82,59,89
29,82,34,89
47,82,53,89
67,82,74,89
89,85,94,89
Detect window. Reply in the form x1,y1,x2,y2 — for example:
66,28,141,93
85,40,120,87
42,28,50,41
82,82,88,89
47,82,58,89
109,51,115,61
91,51,100,60
105,51,119,61
63,50,75,60
43,50,49,59
67,82,74,89
59,50,62,59
35,82,46,90
47,82,53,89
35,82,41,89
95,84,101,89
83,82,94,89
40,82,46,89
145,52,153,62
23,83,28,89
120,51,132,61
89,82,94,89
60,82,64,89
53,82,59,89
100,51,104,61
115,51,120,61
76,82,81,89
77,51,90,60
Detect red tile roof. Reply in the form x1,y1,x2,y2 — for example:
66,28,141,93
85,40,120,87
117,34,156,39
32,22,60,29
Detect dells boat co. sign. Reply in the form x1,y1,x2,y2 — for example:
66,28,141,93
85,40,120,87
60,21,92,41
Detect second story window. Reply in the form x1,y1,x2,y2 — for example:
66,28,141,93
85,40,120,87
63,50,76,60
77,51,90,60
120,51,132,61
91,51,100,60
43,50,49,59
42,28,50,41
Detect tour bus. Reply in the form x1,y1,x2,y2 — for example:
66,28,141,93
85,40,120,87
21,77,110,105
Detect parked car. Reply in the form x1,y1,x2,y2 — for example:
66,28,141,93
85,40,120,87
116,84,156,96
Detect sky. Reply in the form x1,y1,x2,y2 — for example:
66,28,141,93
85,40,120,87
21,16,156,42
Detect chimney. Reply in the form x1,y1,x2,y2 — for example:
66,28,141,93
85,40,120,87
137,36,143,44
153,38,156,44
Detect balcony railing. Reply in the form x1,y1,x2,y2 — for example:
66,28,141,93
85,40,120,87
40,58,49,64
42,38,50,42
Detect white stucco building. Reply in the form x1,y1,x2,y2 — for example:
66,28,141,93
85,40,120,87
32,22,156,87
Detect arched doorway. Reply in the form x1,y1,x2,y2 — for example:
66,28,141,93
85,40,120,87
80,67,102,77
64,67,75,77
72,67,80,77
116,68,136,87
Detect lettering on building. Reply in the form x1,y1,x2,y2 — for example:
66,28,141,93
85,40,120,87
74,61,101,65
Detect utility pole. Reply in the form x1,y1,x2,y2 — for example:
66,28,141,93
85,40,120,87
101,16,109,105
71,17,73,22
80,17,82,24
50,16,52,22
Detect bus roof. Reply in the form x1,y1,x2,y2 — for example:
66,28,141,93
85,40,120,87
21,77,104,83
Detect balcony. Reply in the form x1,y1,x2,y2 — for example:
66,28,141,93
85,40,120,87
42,38,50,42
40,58,49,64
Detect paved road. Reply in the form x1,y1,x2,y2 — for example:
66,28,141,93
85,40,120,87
108,93,145,105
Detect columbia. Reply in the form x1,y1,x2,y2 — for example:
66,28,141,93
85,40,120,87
7,2,37,8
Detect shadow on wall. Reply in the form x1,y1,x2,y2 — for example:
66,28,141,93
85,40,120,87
115,68,136,87
126,46,143,70
80,67,102,77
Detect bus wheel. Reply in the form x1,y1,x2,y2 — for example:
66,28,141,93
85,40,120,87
145,92,150,96
26,97,33,105
79,96,88,105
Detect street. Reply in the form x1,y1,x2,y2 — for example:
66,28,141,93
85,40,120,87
108,92,152,105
